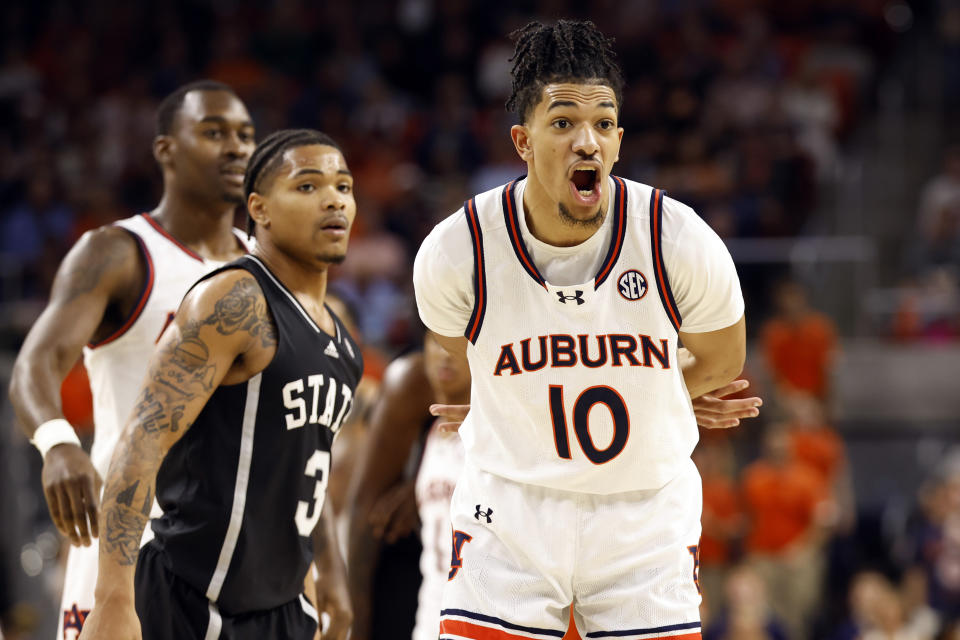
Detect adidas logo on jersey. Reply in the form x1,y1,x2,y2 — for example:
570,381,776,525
324,342,339,358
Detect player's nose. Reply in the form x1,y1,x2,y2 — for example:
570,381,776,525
571,123,600,156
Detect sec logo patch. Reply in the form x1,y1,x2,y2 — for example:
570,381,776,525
617,269,648,301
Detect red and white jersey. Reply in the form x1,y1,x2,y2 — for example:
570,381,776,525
83,214,249,476
413,421,464,640
414,177,743,493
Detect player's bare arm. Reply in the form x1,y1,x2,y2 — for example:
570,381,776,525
678,314,747,403
9,226,145,546
79,272,276,640
345,352,432,640
312,506,352,640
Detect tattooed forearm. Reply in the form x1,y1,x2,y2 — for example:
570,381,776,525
104,506,147,565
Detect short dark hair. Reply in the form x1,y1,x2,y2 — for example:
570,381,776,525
243,128,342,235
155,80,238,137
505,20,624,123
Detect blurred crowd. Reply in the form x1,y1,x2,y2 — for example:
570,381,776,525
0,0,905,349
1,0,958,638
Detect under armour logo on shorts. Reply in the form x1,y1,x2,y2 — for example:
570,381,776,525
556,290,585,305
474,505,493,523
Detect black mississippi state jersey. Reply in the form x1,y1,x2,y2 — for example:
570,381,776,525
150,255,363,615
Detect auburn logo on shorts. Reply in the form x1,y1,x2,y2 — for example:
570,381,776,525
618,269,648,301
448,529,473,580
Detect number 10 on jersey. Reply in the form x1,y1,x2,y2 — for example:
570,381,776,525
549,385,629,464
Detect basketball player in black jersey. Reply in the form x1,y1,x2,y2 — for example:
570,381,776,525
80,129,362,640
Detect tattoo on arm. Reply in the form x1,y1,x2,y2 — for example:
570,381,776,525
205,277,277,348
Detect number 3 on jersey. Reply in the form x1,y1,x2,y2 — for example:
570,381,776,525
295,449,330,536
549,385,629,464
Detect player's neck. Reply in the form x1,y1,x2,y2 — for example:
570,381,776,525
251,242,332,329
152,191,241,259
521,175,607,247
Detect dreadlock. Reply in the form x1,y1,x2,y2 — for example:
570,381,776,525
505,20,624,124
155,80,238,137
243,128,342,236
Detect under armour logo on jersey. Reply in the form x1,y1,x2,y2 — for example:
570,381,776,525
324,341,339,358
556,290,585,305
474,505,493,523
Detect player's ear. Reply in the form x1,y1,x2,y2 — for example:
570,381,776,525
247,192,271,229
510,125,533,162
153,136,174,165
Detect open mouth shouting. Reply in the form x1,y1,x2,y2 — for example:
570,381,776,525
568,164,602,206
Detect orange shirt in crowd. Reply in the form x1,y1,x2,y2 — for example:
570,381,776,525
700,475,742,565
789,426,845,487
761,312,837,398
60,359,93,436
741,460,823,554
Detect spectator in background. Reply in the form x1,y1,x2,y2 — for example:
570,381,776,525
703,563,788,640
783,392,855,535
742,425,832,640
761,278,839,403
693,434,744,618
906,452,960,624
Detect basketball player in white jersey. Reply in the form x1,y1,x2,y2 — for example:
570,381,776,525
8,80,255,639
413,21,761,640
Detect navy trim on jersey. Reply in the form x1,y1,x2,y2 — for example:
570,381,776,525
593,176,628,289
87,226,155,349
440,608,566,638
649,188,682,332
463,198,487,344
501,180,548,289
585,620,702,638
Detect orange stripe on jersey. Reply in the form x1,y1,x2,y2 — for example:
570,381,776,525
502,181,547,289
650,189,681,331
441,618,548,640
593,176,627,288
464,198,486,343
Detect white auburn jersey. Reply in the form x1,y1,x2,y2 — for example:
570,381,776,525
413,421,464,640
422,177,715,494
82,214,249,477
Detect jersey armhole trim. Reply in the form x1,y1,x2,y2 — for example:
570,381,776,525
594,175,628,289
140,213,205,263
86,227,155,349
464,198,487,344
649,188,683,332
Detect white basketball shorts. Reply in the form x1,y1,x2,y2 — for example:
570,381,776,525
439,458,703,640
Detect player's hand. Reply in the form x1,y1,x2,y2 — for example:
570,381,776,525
369,481,418,543
42,442,102,546
77,599,141,640
316,576,352,640
691,379,762,429
429,404,469,432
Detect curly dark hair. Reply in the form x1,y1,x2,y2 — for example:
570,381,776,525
243,128,342,236
505,20,625,124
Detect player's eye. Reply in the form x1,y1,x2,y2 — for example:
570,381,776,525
238,130,254,143
338,183,352,193
297,183,316,193
597,119,615,130
552,119,570,129
203,129,223,140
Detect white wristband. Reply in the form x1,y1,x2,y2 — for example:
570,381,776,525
31,418,81,458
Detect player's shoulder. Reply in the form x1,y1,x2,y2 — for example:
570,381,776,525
379,350,430,401
181,263,264,317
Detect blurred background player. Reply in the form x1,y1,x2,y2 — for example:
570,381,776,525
7,80,254,639
80,129,360,639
